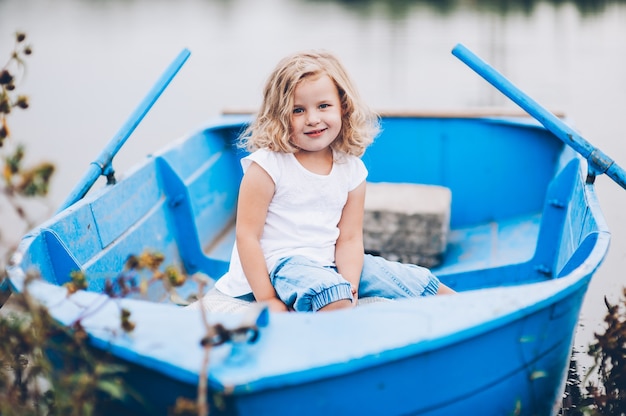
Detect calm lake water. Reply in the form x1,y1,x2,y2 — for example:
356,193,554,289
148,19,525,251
2,0,626,380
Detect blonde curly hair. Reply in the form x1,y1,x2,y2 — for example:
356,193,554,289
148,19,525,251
240,50,380,157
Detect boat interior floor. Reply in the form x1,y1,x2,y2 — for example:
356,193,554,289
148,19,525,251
434,213,541,276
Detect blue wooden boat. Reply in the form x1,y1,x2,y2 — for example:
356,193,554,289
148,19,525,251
2,45,625,415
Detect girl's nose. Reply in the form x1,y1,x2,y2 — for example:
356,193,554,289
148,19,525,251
306,112,320,126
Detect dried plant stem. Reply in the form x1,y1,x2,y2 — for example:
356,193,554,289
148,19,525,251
196,278,211,416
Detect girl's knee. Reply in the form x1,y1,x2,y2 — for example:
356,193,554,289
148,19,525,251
360,254,441,298
271,257,354,311
307,282,353,311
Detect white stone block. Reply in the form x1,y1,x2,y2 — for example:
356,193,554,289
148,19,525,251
363,182,451,267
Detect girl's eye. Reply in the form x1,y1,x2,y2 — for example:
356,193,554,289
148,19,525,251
319,103,330,109
293,108,304,114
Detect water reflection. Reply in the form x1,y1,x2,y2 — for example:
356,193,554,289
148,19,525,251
69,0,626,16
305,0,625,16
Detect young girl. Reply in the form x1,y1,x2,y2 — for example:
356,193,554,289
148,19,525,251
214,50,454,312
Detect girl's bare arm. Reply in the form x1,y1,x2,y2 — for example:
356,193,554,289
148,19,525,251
335,181,366,303
236,162,288,312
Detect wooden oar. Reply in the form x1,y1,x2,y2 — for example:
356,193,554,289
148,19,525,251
451,43,626,190
57,48,191,212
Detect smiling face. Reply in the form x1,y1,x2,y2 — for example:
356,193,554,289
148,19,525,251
289,74,343,155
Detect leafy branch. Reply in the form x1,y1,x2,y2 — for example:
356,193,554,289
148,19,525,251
0,32,54,237
580,288,626,415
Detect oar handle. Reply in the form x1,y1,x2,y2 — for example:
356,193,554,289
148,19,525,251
57,48,191,212
451,43,626,190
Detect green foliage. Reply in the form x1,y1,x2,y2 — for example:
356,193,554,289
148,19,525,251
0,253,211,415
0,295,130,416
581,288,626,415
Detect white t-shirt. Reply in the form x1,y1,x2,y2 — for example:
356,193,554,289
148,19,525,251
215,148,368,296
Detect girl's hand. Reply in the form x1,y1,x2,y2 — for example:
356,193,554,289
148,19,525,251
265,297,289,312
351,284,358,307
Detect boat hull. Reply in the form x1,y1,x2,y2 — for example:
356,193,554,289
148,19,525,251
4,113,609,415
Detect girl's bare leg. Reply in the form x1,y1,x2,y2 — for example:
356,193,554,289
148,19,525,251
437,284,456,295
318,299,353,311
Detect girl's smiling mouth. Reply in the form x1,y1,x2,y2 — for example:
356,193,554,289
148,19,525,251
305,128,327,136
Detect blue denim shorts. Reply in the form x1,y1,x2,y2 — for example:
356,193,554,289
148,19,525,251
269,254,440,312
